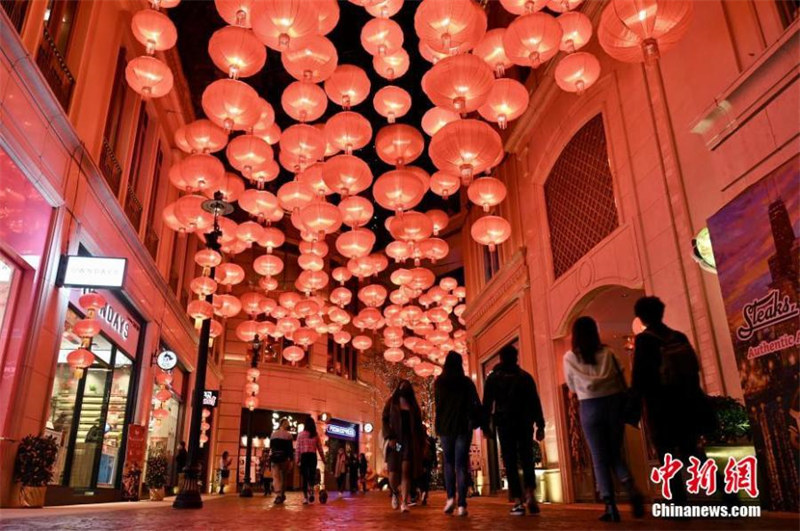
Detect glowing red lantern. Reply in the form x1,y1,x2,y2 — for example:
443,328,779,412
558,11,593,52
414,0,487,54
338,195,374,228
278,180,316,213
317,0,340,34
499,0,547,15
373,85,411,123
503,12,563,68
421,107,460,137
187,300,214,321
473,28,513,77
179,119,228,154
426,209,449,235
419,237,449,263
202,78,261,131
358,284,388,307
384,348,404,363
126,55,173,99
239,189,279,218
131,9,177,54
373,169,428,213
471,214,511,252
279,124,326,172
240,291,265,316
174,194,214,233
226,134,273,177
386,241,413,263
322,154,373,196
360,17,403,56
215,0,254,27
546,0,584,12
388,211,434,242
281,81,328,122
298,198,342,240
324,65,371,109
422,54,494,113
281,35,338,82
251,0,318,50
208,25,266,78
332,267,352,285
258,226,286,253
333,330,351,345
169,153,224,193
190,276,217,297
373,48,409,80
374,124,424,166
352,335,373,351
215,262,246,286
468,176,507,212
79,292,107,314
477,78,529,129
365,0,403,18
72,319,101,339
324,111,372,155
554,52,601,94
429,119,503,184
213,293,243,318
236,320,260,342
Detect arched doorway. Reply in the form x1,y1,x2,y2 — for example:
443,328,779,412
554,285,650,503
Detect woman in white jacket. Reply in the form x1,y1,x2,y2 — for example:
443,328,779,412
563,316,644,523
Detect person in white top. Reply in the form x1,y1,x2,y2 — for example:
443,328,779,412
563,316,644,523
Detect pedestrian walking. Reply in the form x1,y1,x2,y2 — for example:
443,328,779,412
296,418,325,504
564,316,645,522
435,351,483,517
347,447,359,494
632,296,719,506
175,441,187,488
270,418,294,504
335,447,348,495
358,453,368,492
382,379,425,513
217,451,232,495
483,344,544,516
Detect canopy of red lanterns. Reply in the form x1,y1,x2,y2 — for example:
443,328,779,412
122,0,693,388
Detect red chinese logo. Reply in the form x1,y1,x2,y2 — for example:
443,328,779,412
724,456,759,498
650,455,759,499
686,456,718,495
650,453,683,499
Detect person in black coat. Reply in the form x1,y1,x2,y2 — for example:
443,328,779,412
435,352,482,516
382,379,425,512
483,344,545,516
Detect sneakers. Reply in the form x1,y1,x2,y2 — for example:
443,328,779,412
391,494,399,510
274,494,285,505
457,506,468,517
443,498,456,514
401,502,410,513
302,497,309,505
510,503,525,516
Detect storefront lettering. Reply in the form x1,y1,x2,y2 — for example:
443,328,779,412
97,304,130,341
326,423,357,440
736,289,799,341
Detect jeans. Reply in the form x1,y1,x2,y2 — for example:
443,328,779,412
440,433,470,507
497,423,536,501
579,393,633,501
271,461,289,495
299,453,317,497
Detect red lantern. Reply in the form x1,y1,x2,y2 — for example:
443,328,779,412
365,0,403,18
131,9,177,54
244,396,259,410
499,0,547,15
126,55,173,98
202,78,261,131
554,52,601,94
338,195,374,228
214,0,255,27
153,408,170,421
215,262,246,286
386,240,413,263
374,124,424,166
471,214,511,251
208,25,266,78
503,12,563,68
254,250,286,278
477,78,529,129
426,209,449,235
204,172,245,203
279,124,326,172
316,0,340,35
281,35,338,82
251,0,318,50
373,48,409,80
169,153,224,193
187,299,214,321
468,176,507,212
322,154,373,196
557,11,593,53
174,194,214,233
383,348,404,363
240,292,265,316
333,330,351,345
281,81,328,122
332,266,352,285
298,198,342,240
324,65,371,109
352,335,373,351
422,54,494,113
360,17,404,56
213,293,243,318
598,0,693,63
388,211,433,242
278,179,316,213
473,28,513,77
79,292,107,314
421,107,460,137
414,0,487,54
546,0,584,13
373,85,411,123
258,226,286,253
190,276,218,297
429,119,503,184
72,319,101,339
419,237,449,263
282,345,306,363
298,253,325,271
236,320,260,342
373,169,428,213
292,327,319,349
298,162,333,197
226,134,273,177
324,111,372,155
239,189,279,219
358,284,388,307
179,119,228,154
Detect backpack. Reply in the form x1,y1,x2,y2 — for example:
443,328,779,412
648,330,699,388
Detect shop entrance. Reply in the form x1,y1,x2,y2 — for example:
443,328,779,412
323,419,360,493
555,285,648,503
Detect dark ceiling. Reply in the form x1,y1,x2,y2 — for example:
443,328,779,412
168,1,517,255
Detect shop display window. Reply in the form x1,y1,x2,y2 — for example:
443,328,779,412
47,307,134,490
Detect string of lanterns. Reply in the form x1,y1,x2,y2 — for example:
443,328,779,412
135,0,687,383
66,292,107,379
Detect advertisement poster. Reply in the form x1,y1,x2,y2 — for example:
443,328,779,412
707,158,800,511
121,424,147,501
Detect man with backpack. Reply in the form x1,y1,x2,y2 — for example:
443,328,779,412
483,344,545,516
632,296,715,506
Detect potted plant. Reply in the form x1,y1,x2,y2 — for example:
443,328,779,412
532,439,546,503
13,434,58,507
145,451,169,501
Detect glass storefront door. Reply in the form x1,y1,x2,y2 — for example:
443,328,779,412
48,307,134,491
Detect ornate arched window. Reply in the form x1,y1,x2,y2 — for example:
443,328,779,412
544,114,619,278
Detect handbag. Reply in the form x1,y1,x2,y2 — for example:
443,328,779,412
611,354,641,428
